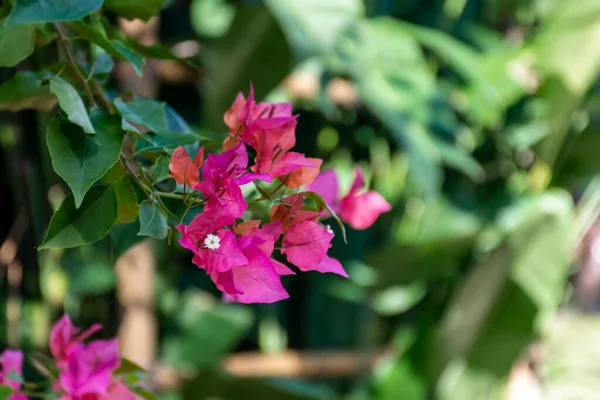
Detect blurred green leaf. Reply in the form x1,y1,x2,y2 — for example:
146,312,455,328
182,369,319,400
0,385,12,400
164,299,253,368
372,358,426,400
39,185,118,249
69,261,115,295
49,76,95,134
6,0,102,24
138,200,168,240
266,0,364,58
46,111,123,208
191,0,235,38
0,18,35,66
370,282,426,316
0,71,56,111
103,0,164,22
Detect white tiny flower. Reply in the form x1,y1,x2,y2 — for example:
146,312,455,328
204,233,221,250
326,224,334,234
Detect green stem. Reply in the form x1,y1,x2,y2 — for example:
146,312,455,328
53,23,98,109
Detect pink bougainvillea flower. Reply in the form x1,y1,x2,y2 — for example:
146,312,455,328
223,85,294,151
270,194,321,234
0,350,27,400
242,223,295,276
210,235,289,303
169,146,204,187
281,220,347,277
50,314,102,368
195,143,271,218
176,208,247,273
59,339,120,399
309,167,391,230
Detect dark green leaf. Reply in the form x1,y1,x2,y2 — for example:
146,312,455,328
138,200,168,239
6,0,103,24
49,76,95,134
115,176,139,224
203,5,293,130
0,71,57,111
150,156,171,183
114,97,168,133
0,18,35,66
46,111,124,208
304,190,347,243
72,21,145,77
109,221,145,259
135,131,207,153
103,0,164,22
39,185,118,249
0,385,12,400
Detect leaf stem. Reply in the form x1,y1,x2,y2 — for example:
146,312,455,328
53,23,98,109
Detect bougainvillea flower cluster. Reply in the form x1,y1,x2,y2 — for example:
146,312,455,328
170,87,391,303
0,315,135,399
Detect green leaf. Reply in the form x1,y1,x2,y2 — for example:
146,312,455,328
103,0,164,22
114,176,139,224
203,5,293,130
72,21,145,77
304,190,347,243
265,0,364,58
90,49,114,78
115,357,147,375
0,71,57,111
69,261,116,295
0,18,35,66
138,200,168,239
0,385,13,400
114,98,168,133
46,111,124,208
6,0,103,24
150,156,171,183
135,131,207,153
49,76,95,134
109,221,145,259
39,185,118,249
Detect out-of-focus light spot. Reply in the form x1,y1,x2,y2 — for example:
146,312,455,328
171,40,201,58
317,126,339,152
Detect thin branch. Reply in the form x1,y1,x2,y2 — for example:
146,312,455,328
53,23,98,109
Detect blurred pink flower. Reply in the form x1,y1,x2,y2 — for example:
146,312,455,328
0,350,27,400
309,167,391,230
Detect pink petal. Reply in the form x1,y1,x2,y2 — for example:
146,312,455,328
271,259,296,275
234,172,272,186
203,178,247,219
211,270,244,296
202,229,248,273
264,152,316,179
169,146,200,187
229,248,289,304
339,191,392,230
281,221,333,271
314,256,348,278
50,315,102,364
349,166,366,194
308,169,340,211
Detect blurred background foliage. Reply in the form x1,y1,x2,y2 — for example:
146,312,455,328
2,0,600,398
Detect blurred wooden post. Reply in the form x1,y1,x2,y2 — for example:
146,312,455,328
115,16,160,369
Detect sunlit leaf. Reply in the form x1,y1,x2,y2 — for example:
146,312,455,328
49,76,95,134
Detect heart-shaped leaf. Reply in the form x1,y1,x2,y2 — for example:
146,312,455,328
49,76,95,134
